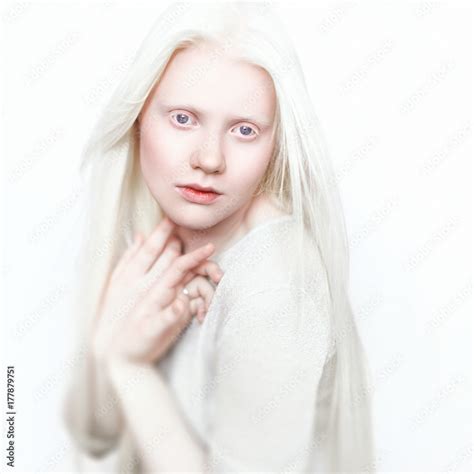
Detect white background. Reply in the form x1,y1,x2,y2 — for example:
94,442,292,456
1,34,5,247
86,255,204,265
1,0,471,472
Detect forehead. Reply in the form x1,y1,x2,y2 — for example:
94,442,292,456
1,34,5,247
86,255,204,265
152,43,276,120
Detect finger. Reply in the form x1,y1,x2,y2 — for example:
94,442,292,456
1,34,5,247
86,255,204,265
146,244,215,310
161,243,215,291
181,269,200,287
198,281,214,311
189,297,206,322
143,288,188,327
178,257,224,288
175,281,190,306
174,288,202,317
146,235,182,280
167,235,182,252
186,259,224,285
112,233,143,279
142,303,189,351
165,297,192,330
129,217,176,275
188,296,205,314
183,276,215,311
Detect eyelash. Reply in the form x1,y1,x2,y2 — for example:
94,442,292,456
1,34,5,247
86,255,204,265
169,112,258,139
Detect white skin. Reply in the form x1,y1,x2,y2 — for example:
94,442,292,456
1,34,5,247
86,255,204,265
87,42,286,470
92,41,284,369
138,41,281,256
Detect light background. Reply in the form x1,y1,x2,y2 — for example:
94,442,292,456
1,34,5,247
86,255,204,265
1,0,471,472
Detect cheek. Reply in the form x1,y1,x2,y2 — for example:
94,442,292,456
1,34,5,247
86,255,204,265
139,121,185,187
227,140,273,188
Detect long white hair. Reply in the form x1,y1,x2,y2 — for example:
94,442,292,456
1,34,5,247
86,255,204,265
64,2,375,472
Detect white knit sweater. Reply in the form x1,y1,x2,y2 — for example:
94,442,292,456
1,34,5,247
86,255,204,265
72,214,337,473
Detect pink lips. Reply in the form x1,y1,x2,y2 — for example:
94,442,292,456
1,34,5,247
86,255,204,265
175,185,222,204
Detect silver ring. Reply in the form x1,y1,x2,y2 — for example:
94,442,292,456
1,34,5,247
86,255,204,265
182,287,189,296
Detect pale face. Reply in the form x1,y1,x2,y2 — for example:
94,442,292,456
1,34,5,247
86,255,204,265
138,42,277,231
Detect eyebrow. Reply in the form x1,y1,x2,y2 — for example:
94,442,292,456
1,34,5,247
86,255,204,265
156,101,273,128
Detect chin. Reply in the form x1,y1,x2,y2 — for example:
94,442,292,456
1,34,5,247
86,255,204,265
166,207,222,231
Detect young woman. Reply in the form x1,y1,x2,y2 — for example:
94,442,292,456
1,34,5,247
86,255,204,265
63,2,375,472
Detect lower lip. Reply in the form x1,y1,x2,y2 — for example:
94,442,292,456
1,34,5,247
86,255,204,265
175,186,222,204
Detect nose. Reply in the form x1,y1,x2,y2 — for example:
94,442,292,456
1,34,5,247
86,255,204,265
190,132,226,174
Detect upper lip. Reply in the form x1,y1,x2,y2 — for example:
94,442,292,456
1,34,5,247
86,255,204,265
177,183,222,194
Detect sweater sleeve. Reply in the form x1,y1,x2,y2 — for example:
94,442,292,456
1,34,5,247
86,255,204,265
205,284,333,472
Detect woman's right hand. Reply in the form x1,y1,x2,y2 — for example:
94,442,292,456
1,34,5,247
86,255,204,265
90,216,224,367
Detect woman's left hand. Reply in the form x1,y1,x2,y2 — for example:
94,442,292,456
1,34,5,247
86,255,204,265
179,273,218,324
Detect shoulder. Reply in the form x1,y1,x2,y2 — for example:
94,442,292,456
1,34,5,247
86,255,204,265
219,216,328,299
214,247,332,369
210,213,335,364
214,216,331,330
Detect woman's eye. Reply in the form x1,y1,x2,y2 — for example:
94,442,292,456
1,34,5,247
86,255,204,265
170,114,257,138
171,113,195,127
232,125,257,139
